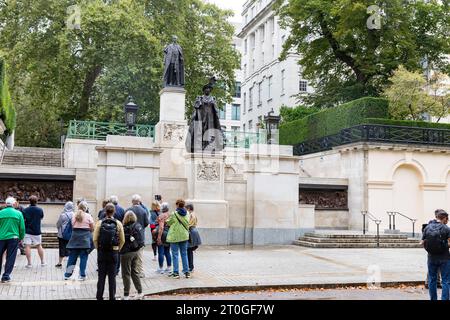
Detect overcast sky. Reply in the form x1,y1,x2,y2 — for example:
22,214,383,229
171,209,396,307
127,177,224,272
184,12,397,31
205,0,245,22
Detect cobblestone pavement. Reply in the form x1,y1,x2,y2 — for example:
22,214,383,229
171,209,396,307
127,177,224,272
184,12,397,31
0,245,428,300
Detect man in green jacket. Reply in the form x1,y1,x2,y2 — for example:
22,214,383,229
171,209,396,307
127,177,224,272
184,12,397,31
0,197,25,283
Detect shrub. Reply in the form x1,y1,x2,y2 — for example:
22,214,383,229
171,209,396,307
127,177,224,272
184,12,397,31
0,58,15,133
279,97,389,145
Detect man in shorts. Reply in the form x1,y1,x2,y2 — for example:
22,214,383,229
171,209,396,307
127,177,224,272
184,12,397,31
22,196,46,268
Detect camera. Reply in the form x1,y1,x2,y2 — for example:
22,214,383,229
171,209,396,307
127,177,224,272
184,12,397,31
155,195,162,201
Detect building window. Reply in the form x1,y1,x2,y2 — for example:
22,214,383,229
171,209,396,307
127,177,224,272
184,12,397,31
252,58,255,73
281,35,286,46
257,82,262,106
299,80,308,92
270,17,275,34
219,108,226,120
244,64,247,79
268,76,273,100
243,123,246,132
249,87,253,110
243,92,247,114
248,120,253,130
261,51,264,65
260,25,265,43
234,82,241,98
232,104,240,121
257,116,263,128
244,39,248,55
272,44,275,59
245,15,248,24
281,69,285,94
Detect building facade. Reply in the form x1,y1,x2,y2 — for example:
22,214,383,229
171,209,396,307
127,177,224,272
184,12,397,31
238,0,313,133
219,23,243,132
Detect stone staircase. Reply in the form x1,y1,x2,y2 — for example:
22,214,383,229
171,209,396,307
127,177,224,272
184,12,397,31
294,231,422,248
1,147,62,167
41,231,59,249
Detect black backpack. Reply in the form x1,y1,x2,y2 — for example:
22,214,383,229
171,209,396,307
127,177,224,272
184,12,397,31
124,223,144,252
98,218,119,250
424,223,449,255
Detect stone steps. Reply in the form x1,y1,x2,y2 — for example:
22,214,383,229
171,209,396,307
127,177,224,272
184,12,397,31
294,232,422,248
1,147,62,167
294,240,422,248
41,232,59,249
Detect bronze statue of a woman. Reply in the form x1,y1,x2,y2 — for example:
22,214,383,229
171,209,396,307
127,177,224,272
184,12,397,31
185,78,224,154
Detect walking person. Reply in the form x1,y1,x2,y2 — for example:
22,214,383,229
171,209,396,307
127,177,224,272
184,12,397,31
166,199,190,279
22,196,46,268
121,211,145,300
126,194,149,278
55,201,74,268
186,203,202,273
94,203,125,300
154,203,172,274
150,201,160,261
422,210,450,300
64,201,94,281
0,197,25,283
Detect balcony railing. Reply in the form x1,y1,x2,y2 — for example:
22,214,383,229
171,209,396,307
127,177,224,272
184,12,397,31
294,124,450,156
67,120,155,141
224,130,268,149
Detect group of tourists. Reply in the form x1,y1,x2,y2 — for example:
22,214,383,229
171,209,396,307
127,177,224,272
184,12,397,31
0,194,202,300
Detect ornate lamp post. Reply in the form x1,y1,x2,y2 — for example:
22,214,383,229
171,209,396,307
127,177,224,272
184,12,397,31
124,95,139,136
264,108,281,144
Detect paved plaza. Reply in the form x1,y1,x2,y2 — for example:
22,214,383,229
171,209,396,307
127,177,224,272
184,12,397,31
0,245,429,300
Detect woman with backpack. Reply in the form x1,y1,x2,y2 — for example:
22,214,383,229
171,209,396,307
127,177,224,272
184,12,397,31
166,199,190,279
64,201,94,281
154,203,172,274
94,203,125,300
121,211,145,299
186,203,202,273
55,202,74,268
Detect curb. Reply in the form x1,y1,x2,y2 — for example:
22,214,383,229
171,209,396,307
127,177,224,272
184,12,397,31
147,281,425,296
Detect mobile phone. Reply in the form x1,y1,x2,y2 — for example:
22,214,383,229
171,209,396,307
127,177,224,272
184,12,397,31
155,195,162,201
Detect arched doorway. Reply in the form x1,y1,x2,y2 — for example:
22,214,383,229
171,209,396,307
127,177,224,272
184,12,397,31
392,164,424,232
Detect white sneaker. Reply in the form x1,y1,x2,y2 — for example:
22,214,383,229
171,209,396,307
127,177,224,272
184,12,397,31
64,276,71,280
164,268,171,274
122,296,130,300
25,264,32,269
41,263,47,267
155,268,163,273
135,293,144,300
77,276,86,281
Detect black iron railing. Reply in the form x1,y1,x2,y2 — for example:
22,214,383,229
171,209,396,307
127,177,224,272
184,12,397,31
387,211,417,237
362,211,382,247
294,124,450,156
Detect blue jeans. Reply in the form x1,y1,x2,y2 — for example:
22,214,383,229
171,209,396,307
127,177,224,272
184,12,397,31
65,249,90,278
428,258,450,300
170,241,189,275
0,238,19,281
158,245,172,269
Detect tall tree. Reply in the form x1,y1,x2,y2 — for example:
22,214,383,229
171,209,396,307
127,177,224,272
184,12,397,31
0,0,239,147
275,0,450,108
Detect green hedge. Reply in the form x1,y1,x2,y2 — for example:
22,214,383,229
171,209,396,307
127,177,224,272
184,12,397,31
0,58,15,133
364,118,450,130
279,97,389,145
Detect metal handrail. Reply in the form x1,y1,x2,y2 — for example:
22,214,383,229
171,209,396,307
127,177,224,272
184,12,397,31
0,140,6,165
387,211,417,237
361,211,382,247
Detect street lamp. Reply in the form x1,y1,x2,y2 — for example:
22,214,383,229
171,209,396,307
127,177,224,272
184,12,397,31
264,108,281,144
124,95,139,136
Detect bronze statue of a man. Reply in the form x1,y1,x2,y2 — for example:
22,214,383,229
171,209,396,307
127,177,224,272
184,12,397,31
163,35,185,87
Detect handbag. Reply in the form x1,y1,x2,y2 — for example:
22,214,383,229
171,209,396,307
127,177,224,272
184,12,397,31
175,213,192,244
61,213,73,241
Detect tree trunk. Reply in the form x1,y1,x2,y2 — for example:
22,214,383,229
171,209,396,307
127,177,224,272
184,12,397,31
78,65,102,118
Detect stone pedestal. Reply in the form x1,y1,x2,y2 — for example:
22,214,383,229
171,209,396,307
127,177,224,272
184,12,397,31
159,87,186,122
244,144,301,245
184,153,229,245
155,88,189,203
96,135,162,211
